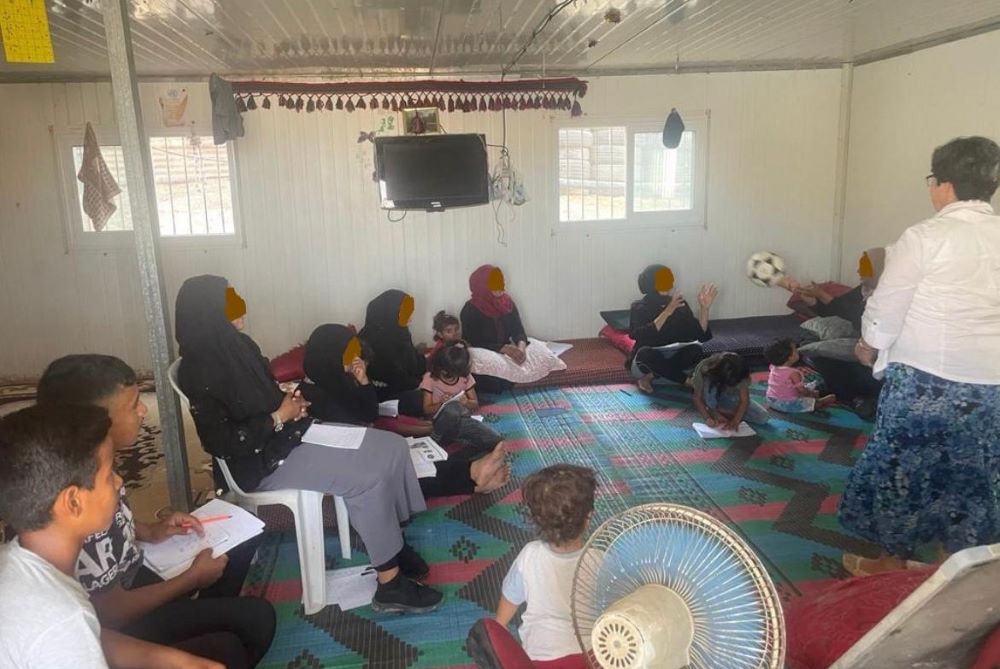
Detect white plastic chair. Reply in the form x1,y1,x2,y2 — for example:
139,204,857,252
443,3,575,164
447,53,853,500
167,358,351,614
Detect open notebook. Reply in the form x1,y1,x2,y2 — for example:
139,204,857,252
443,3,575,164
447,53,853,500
139,499,265,580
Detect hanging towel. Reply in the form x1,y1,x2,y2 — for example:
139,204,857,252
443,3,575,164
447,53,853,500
210,73,245,145
76,122,121,232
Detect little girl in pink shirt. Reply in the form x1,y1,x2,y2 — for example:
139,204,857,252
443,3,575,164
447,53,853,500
764,339,836,413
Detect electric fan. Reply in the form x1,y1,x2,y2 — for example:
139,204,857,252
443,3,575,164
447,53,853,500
571,503,785,669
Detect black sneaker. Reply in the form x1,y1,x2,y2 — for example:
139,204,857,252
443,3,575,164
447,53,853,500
398,544,430,581
371,573,443,614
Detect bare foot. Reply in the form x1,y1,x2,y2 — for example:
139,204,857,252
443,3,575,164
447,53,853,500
818,394,837,408
475,463,511,494
470,442,506,488
637,374,654,394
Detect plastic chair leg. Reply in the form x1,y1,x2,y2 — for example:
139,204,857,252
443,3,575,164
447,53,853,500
334,495,351,560
291,490,327,615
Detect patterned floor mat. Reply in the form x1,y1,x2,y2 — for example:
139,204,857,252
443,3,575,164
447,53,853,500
243,378,875,669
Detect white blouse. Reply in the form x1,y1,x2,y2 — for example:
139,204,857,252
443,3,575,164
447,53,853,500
863,200,1000,384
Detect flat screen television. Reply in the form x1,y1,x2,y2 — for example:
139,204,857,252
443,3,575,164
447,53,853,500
374,134,490,211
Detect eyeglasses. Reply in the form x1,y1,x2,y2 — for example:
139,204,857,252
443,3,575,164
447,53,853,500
926,173,939,187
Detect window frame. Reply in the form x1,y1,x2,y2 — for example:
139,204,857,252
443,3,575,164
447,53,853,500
54,125,243,250
554,113,709,232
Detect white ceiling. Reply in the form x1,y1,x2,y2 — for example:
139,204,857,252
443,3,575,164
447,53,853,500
2,0,1000,81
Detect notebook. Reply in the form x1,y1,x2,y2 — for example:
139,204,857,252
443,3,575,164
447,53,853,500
140,499,265,580
302,423,367,450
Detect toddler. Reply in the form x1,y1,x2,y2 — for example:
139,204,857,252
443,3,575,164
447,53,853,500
764,339,835,413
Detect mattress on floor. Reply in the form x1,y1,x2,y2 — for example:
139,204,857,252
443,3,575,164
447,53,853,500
515,338,630,389
703,313,815,367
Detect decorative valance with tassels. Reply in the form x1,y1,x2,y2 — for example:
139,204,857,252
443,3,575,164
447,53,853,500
229,77,588,116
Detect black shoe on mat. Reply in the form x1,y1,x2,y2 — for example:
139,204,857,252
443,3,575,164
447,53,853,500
371,573,443,614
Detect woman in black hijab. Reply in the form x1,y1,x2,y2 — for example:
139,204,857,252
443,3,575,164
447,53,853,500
627,264,718,393
300,324,510,495
175,276,442,614
358,289,427,416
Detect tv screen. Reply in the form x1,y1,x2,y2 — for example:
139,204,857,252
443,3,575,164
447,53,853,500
374,134,490,211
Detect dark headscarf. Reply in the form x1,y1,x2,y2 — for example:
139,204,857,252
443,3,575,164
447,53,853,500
175,275,281,419
637,264,671,307
303,324,355,391
359,289,414,345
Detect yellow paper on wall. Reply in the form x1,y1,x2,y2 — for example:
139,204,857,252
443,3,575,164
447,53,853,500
0,0,55,64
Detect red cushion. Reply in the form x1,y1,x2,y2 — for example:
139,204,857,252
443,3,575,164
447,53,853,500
972,624,1000,669
786,282,853,321
269,325,358,383
372,415,426,433
599,324,635,354
467,618,535,669
785,567,934,669
270,344,305,382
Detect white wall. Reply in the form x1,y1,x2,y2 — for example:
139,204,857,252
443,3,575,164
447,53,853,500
841,30,1000,278
0,70,843,381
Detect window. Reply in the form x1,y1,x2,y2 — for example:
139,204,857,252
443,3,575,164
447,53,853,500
59,130,237,245
557,115,707,228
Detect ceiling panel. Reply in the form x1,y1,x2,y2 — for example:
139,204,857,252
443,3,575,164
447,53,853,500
1,0,999,80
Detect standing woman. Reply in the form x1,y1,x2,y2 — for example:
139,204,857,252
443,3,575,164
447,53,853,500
627,264,718,394
175,276,442,613
359,289,428,418
840,136,1000,575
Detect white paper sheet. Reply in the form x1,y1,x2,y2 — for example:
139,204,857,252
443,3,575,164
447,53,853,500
651,341,702,357
302,423,367,450
546,341,574,358
406,436,448,479
324,565,378,610
692,421,756,439
377,400,399,417
140,499,265,579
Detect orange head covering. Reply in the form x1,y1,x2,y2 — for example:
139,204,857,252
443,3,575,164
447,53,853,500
224,287,247,322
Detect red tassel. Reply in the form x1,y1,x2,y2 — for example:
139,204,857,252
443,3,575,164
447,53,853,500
478,97,487,112
306,97,315,112
578,82,588,98
391,97,399,111
246,95,257,110
381,97,390,110
345,98,355,112
571,100,582,117
296,96,305,112
447,97,455,113
262,96,271,109
356,96,366,109
325,97,333,111
371,96,378,108
518,97,527,110
235,96,247,112
336,97,344,110
437,96,445,111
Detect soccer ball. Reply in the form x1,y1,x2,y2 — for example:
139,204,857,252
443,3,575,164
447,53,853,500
746,251,786,287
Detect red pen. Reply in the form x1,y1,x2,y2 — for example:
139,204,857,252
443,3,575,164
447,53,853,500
181,514,231,528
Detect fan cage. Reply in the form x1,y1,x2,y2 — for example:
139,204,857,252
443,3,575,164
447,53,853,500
571,503,785,669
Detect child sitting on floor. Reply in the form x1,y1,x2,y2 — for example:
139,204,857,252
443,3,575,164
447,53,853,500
764,339,836,413
420,341,503,454
691,352,770,429
497,464,595,666
427,311,463,359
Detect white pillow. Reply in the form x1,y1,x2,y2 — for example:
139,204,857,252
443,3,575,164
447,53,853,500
469,337,567,383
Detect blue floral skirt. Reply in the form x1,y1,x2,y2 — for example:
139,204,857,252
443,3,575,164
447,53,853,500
838,364,1000,558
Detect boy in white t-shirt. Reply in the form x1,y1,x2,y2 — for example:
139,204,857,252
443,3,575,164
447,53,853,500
0,404,222,669
497,464,596,665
